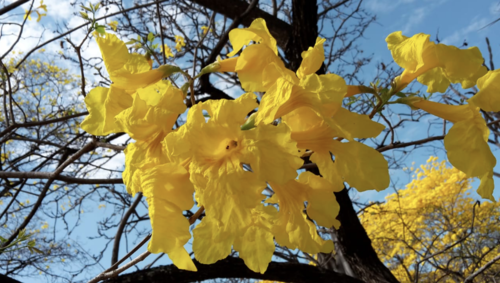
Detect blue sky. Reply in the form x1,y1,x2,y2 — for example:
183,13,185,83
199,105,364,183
3,0,500,282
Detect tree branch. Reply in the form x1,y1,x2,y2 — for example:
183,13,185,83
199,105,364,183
108,257,365,283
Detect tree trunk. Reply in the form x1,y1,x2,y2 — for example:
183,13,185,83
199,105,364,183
284,1,398,282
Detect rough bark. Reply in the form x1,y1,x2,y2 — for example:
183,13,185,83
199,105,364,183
332,189,399,283
107,257,365,283
284,0,320,72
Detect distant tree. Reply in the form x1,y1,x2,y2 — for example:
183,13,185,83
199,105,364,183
361,157,500,283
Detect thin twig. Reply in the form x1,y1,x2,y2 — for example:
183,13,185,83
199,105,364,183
465,253,500,282
156,2,167,65
15,0,171,69
111,193,144,267
190,11,216,106
88,250,151,283
189,206,205,225
1,141,96,248
0,171,123,184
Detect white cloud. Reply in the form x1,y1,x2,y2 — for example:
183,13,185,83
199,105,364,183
365,0,416,13
490,2,500,14
402,7,426,34
441,17,490,45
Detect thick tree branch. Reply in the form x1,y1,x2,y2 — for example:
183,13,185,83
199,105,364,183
188,0,290,49
108,257,365,283
0,171,123,184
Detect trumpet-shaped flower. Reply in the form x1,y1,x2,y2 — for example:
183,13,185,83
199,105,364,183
118,81,186,196
165,93,304,273
80,86,132,136
407,99,496,201
386,31,487,93
255,37,347,125
468,69,500,112
94,32,181,90
284,107,389,192
217,18,286,92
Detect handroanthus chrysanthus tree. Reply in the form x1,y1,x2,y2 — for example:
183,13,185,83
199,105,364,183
361,157,500,283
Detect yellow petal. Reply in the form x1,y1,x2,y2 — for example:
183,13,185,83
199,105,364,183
331,140,389,192
115,81,185,140
468,69,500,112
228,18,277,57
122,135,170,196
235,44,284,92
412,100,473,123
140,163,196,271
299,172,341,228
386,31,437,74
255,78,295,124
262,61,299,90
444,112,496,178
112,64,181,90
81,86,132,136
216,57,238,73
417,67,450,93
435,44,487,90
202,92,258,127
193,172,265,235
289,120,336,152
168,246,197,271
94,32,130,74
241,123,303,184
282,106,325,133
477,171,495,202
233,205,277,274
270,180,334,253
193,217,234,264
327,107,385,140
296,37,326,79
310,151,344,190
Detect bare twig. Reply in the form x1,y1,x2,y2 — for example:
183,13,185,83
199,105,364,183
111,193,144,267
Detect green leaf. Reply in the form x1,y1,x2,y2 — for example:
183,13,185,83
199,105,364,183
395,92,406,98
147,32,155,42
30,247,44,254
94,2,101,10
96,26,106,35
80,5,92,12
79,11,89,19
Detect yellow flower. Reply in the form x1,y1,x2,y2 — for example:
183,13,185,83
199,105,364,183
93,32,181,90
468,69,500,112
107,21,118,31
24,10,32,21
161,44,174,58
407,99,496,201
175,35,186,52
218,18,284,92
165,93,303,273
386,31,487,93
80,86,132,136
117,81,186,196
201,25,210,35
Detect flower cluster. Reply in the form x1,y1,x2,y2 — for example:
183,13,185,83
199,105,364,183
387,31,499,201
81,18,497,273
